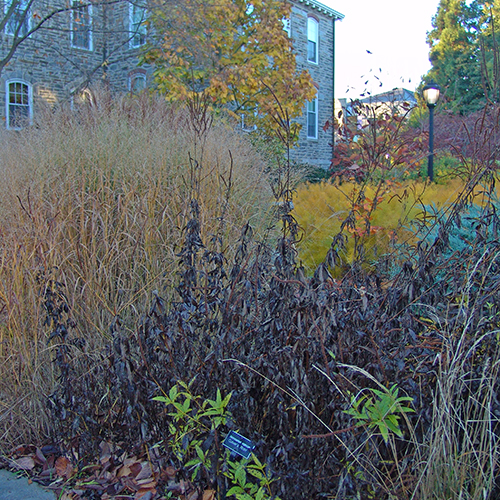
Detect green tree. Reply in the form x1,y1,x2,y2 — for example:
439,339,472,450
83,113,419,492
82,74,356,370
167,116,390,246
425,0,486,113
424,1,500,112
143,0,316,139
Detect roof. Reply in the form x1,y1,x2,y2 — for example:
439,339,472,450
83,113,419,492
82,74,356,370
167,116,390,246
294,0,345,19
358,88,417,105
344,88,418,117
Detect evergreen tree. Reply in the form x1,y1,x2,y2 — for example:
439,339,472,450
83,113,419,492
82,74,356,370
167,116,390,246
425,0,500,113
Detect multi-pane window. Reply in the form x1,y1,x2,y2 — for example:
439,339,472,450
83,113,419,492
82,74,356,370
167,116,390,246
71,1,92,50
307,17,318,63
129,73,146,92
240,110,258,132
307,97,318,139
5,0,30,37
129,4,147,48
282,17,291,37
6,81,32,129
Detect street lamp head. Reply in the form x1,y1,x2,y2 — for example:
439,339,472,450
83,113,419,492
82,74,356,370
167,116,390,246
423,82,441,107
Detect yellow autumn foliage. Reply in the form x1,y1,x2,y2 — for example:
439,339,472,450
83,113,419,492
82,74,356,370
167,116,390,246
293,178,473,273
144,0,316,138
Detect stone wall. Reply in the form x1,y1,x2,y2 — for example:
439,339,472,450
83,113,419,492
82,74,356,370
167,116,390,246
0,0,147,126
289,1,336,169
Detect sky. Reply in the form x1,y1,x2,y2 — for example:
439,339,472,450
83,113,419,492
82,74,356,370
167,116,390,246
323,0,441,99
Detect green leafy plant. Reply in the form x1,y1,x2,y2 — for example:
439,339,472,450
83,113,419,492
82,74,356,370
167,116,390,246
344,384,414,443
153,382,280,500
225,453,280,500
153,380,231,467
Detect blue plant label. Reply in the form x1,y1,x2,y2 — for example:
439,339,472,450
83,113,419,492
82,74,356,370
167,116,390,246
222,430,255,459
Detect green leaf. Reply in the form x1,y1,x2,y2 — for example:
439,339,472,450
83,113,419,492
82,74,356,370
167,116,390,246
169,385,178,401
255,487,265,500
235,465,247,487
251,454,263,468
182,397,191,413
226,486,245,497
185,458,201,468
379,423,390,443
222,391,232,407
247,468,265,480
152,396,169,404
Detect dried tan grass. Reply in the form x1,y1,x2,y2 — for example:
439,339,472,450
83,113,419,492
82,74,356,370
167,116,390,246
0,93,274,451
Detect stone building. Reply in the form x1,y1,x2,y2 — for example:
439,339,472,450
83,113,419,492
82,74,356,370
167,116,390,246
1,0,343,168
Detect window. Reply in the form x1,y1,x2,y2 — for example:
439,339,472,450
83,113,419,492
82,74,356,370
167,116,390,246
307,17,318,63
71,1,92,50
5,0,30,37
240,113,257,132
129,4,147,48
6,80,32,129
307,97,318,139
129,72,146,92
282,17,291,37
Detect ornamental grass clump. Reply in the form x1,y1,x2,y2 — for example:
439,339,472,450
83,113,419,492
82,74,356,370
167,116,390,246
0,92,273,451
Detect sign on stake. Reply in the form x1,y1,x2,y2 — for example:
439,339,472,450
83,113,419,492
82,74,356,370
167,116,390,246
222,430,255,459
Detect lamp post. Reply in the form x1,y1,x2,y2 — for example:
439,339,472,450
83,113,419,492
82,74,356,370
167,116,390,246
422,83,441,182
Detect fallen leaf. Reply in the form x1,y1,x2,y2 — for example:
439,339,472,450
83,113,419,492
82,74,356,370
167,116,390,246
135,488,156,499
203,489,216,500
117,464,133,478
58,493,75,500
161,466,177,481
136,478,157,488
10,456,35,471
99,441,113,465
135,462,153,481
186,488,200,500
34,448,47,466
129,461,142,478
55,456,75,480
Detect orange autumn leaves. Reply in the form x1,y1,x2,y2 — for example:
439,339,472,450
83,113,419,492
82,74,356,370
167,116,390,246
144,0,316,137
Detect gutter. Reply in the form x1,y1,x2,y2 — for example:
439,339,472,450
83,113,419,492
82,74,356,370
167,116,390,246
295,0,345,19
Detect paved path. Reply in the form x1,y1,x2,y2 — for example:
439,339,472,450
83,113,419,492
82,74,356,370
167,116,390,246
0,469,56,500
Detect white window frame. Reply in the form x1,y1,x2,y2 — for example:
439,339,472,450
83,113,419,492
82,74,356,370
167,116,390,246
282,17,291,37
307,17,319,64
129,4,147,48
6,80,33,130
307,96,318,140
4,0,31,37
71,1,93,51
